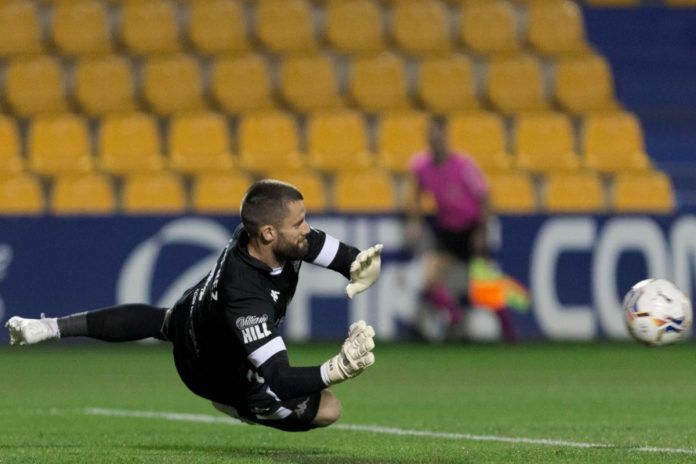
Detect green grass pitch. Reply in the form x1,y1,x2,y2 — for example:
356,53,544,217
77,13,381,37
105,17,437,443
1,341,696,463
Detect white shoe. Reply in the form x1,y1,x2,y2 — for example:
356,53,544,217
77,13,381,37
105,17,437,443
5,314,60,345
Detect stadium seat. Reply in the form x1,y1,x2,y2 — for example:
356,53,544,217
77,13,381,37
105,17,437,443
486,54,548,114
514,112,579,174
459,0,520,55
51,0,112,56
447,111,513,174
0,174,44,215
50,173,116,215
211,54,274,113
120,0,180,55
187,0,248,55
0,115,24,175
402,176,437,214
555,54,620,114
543,171,606,213
191,171,253,214
27,113,94,176
280,54,343,112
391,0,452,55
74,55,138,116
334,170,396,213
98,112,165,174
349,53,409,112
122,172,187,214
0,0,43,57
168,111,235,174
324,0,384,54
417,54,478,113
612,171,674,213
487,171,537,213
582,112,651,174
143,54,205,115
5,56,67,117
256,0,316,53
377,111,429,174
527,0,590,56
237,111,304,173
307,110,373,172
261,170,328,212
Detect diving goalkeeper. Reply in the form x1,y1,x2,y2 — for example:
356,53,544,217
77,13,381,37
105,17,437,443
5,180,382,432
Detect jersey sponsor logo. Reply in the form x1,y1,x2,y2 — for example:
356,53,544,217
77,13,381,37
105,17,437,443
270,290,280,302
236,314,269,330
241,322,272,344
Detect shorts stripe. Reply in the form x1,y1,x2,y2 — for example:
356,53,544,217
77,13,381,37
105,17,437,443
256,406,293,421
247,337,286,368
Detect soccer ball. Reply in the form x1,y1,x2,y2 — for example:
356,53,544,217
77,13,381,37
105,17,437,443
623,278,692,346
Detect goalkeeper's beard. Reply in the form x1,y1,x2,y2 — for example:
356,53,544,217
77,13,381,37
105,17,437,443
273,233,309,262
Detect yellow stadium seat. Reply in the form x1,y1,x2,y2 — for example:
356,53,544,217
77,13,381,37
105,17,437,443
527,0,590,57
0,115,24,175
143,54,205,115
122,172,187,214
403,176,438,214
280,54,343,112
0,174,44,215
486,54,548,114
74,55,138,116
307,110,373,172
514,112,579,174
262,170,328,212
6,56,67,117
377,111,428,174
120,0,180,55
612,171,675,213
52,0,111,56
582,112,651,174
447,111,512,173
459,0,520,55
191,171,253,214
487,171,537,213
555,54,620,114
417,54,478,113
325,0,384,54
28,113,94,176
543,171,606,213
237,111,304,172
256,0,316,53
188,0,248,55
211,54,274,113
0,0,43,57
99,112,165,174
391,0,451,55
334,170,396,213
169,111,235,174
50,173,116,215
350,53,409,112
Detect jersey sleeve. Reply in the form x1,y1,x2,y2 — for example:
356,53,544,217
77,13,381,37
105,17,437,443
302,227,360,280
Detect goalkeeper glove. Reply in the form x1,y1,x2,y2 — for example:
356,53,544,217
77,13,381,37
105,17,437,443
321,320,376,385
345,244,383,299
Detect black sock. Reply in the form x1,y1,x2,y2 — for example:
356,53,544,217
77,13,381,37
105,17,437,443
57,304,167,342
57,311,88,337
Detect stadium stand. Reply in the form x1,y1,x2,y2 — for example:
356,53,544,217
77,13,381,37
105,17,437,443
5,56,67,117
447,111,513,174
612,171,674,213
377,111,429,174
262,171,328,212
187,0,249,56
27,113,94,176
237,111,304,173
191,171,253,214
50,173,116,215
582,112,651,173
324,0,385,54
211,54,274,113
555,54,620,114
280,54,344,112
514,112,579,174
486,54,548,114
122,172,187,214
527,0,590,56
307,110,373,172
349,52,410,112
391,0,451,56
487,171,537,214
98,112,165,175
256,0,316,53
543,172,606,213
334,170,397,213
0,115,24,175
0,174,44,215
0,0,43,57
51,0,112,57
168,111,236,174
142,54,205,115
459,0,520,56
417,54,478,114
119,0,180,55
74,55,138,116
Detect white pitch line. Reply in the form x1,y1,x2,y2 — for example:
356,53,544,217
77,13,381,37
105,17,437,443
83,407,696,456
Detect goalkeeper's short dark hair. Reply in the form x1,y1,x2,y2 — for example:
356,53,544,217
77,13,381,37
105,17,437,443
241,179,304,237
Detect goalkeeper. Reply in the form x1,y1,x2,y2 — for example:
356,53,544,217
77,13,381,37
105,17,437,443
5,180,382,432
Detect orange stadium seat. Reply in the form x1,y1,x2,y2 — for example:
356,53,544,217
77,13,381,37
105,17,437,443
307,110,373,172
122,172,187,214
120,0,180,55
50,173,116,215
143,54,205,115
391,0,451,55
417,54,478,114
280,54,343,112
350,53,409,112
377,111,429,174
5,56,67,117
543,171,606,213
612,171,674,213
191,171,253,214
582,112,651,174
324,0,384,54
486,54,547,114
0,174,44,215
237,111,304,173
487,171,537,214
0,115,24,175
555,54,620,114
261,170,328,212
0,0,43,57
447,111,513,174
334,170,396,213
514,112,579,174
187,0,248,55
211,54,274,113
52,0,112,56
168,111,235,174
27,113,94,176
527,0,590,57
98,112,165,174
459,0,520,55
74,55,138,116
256,0,316,53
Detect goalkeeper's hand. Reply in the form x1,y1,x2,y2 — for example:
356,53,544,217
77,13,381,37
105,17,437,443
345,244,383,299
321,320,376,385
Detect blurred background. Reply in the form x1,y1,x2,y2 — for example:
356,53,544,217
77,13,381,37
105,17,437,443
0,0,694,343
